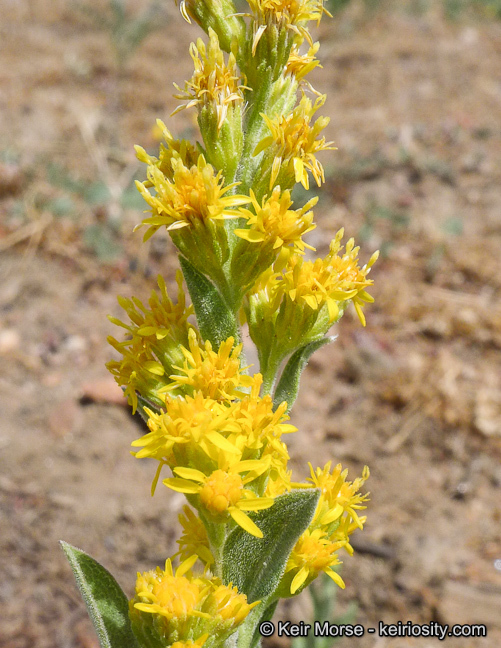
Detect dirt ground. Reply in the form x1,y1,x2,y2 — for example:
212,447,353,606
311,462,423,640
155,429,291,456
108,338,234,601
1,1,501,647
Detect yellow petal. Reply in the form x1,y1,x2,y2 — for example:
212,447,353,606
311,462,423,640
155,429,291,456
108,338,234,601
320,503,343,525
327,299,339,322
291,566,309,594
143,361,165,376
163,478,200,494
234,229,266,243
238,498,274,511
174,467,207,483
325,568,345,589
354,301,366,327
253,135,273,157
233,458,270,475
206,431,241,454
176,554,198,577
303,295,318,310
151,461,164,496
229,508,263,538
293,157,304,184
252,24,266,55
137,326,158,336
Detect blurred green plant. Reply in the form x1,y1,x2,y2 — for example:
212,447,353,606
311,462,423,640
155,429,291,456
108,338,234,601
53,1,171,262
325,0,501,19
445,0,501,19
358,202,410,258
76,0,168,70
45,162,145,261
292,572,358,648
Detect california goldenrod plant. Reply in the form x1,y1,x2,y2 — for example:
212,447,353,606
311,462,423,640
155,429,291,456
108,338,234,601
61,2,378,647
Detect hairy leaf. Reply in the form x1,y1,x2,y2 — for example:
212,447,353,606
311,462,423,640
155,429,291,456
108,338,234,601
273,337,336,412
60,541,139,648
179,255,239,348
222,489,320,602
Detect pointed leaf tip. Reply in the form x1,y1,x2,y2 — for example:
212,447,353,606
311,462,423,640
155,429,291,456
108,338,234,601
60,541,140,648
273,337,336,412
222,489,320,602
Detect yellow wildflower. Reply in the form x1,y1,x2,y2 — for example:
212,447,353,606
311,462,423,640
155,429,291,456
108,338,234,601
232,388,296,452
161,329,257,401
246,0,331,50
234,187,317,254
329,513,367,557
164,463,274,538
245,265,285,326
132,556,206,620
254,95,334,190
177,506,214,567
171,637,208,648
212,583,257,625
135,154,250,240
264,455,292,498
307,462,370,530
135,119,199,184
285,528,345,594
286,42,322,83
132,393,242,483
106,272,193,412
174,29,247,131
130,555,258,646
282,229,379,325
132,376,295,493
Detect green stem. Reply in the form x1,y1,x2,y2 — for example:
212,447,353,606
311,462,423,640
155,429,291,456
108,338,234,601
203,516,227,579
261,350,282,396
238,72,275,193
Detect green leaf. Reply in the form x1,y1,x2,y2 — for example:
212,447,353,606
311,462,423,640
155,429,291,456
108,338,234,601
60,541,140,648
179,255,239,348
249,600,278,648
83,224,122,263
222,489,320,603
273,337,335,412
120,185,147,210
84,181,111,205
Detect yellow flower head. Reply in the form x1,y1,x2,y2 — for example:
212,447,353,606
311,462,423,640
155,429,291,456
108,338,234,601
136,154,250,240
308,462,370,530
178,506,214,567
255,95,334,190
285,528,345,594
130,556,258,646
132,376,295,492
234,187,317,254
171,637,208,648
135,120,199,185
165,463,274,537
282,229,378,325
161,329,257,401
132,392,241,480
212,583,256,625
106,273,193,412
286,42,321,82
247,0,331,50
232,388,296,451
133,556,206,621
246,265,286,324
264,455,292,498
174,29,247,131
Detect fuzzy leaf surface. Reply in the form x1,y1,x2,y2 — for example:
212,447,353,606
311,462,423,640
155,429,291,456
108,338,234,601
222,489,320,602
179,255,238,348
60,541,139,648
273,337,335,412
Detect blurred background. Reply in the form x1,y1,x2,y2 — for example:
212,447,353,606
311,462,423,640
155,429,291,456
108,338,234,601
1,0,500,646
